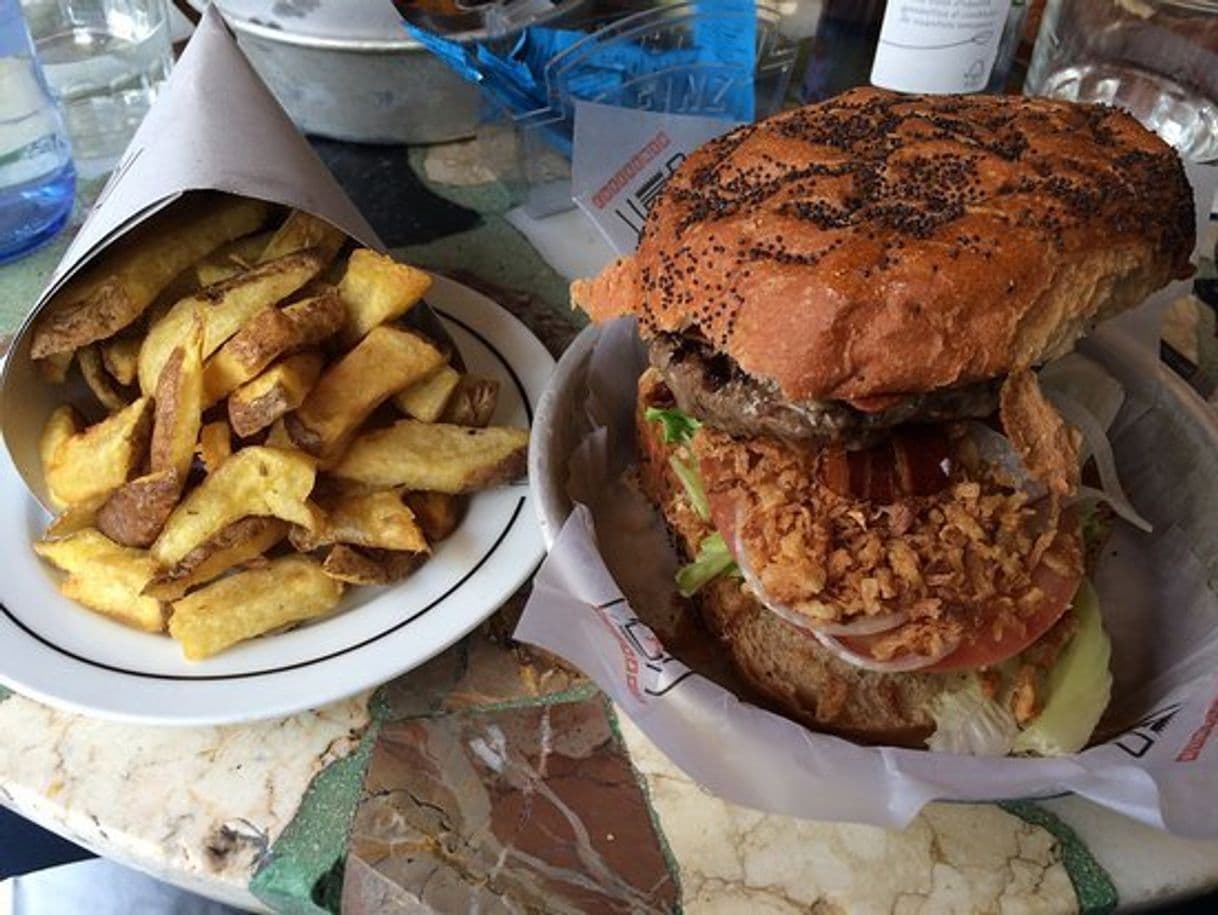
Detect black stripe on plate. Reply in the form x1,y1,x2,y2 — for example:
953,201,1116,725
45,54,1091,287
1,301,542,681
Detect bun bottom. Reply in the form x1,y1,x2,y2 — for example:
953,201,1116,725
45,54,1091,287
637,369,947,748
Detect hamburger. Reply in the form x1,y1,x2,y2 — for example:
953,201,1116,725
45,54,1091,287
572,88,1195,754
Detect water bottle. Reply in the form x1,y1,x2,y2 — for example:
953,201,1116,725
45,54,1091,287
0,0,74,264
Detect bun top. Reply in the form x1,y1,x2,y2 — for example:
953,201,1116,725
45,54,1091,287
573,88,1195,407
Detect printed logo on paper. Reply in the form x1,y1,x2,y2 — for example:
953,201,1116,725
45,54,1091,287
591,597,692,702
1108,702,1183,759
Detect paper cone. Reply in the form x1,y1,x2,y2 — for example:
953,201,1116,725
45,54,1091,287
0,7,414,508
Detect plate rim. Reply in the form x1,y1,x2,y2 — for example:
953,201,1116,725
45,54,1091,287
0,273,553,726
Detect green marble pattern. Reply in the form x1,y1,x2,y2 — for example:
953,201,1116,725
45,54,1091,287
0,177,105,333
1001,800,1119,914
250,722,383,915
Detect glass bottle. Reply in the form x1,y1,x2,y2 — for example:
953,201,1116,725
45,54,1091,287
0,0,75,264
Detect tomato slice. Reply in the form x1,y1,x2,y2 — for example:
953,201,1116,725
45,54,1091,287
702,444,1083,675
833,538,1081,673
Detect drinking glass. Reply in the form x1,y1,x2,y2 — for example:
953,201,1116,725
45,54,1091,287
1024,0,1218,163
20,0,173,178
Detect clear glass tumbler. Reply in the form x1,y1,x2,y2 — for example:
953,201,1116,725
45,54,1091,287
20,0,172,178
0,0,75,264
1024,0,1218,163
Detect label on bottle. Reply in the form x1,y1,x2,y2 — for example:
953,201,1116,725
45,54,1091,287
870,0,1013,94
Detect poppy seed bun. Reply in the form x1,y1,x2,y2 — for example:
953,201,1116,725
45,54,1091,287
575,88,1195,408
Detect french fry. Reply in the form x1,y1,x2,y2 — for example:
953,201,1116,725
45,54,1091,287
137,249,325,394
286,326,444,459
393,364,460,422
196,421,231,474
146,517,286,600
441,376,500,428
31,195,271,359
96,470,181,548
320,544,421,586
78,346,128,411
149,321,204,484
337,249,432,344
264,417,294,449
331,420,528,493
44,500,104,540
289,490,428,553
144,517,287,601
39,404,80,489
43,398,152,508
101,336,140,386
168,555,343,660
195,230,275,286
35,350,73,384
228,352,324,438
151,446,316,566
403,491,464,542
33,529,164,632
201,290,343,405
259,210,347,266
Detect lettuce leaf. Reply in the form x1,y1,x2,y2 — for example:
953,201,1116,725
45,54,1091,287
925,678,1020,756
645,406,702,445
670,455,710,521
1013,579,1112,756
676,532,739,597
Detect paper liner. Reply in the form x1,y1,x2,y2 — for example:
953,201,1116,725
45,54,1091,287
516,318,1218,837
0,7,447,508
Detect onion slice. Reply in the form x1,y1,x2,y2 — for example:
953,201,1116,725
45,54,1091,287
1047,391,1153,533
814,630,961,673
963,421,1046,499
731,520,909,637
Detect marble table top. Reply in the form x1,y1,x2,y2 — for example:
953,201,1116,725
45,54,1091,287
1,138,1217,915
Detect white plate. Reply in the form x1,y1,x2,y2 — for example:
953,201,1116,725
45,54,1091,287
0,274,552,726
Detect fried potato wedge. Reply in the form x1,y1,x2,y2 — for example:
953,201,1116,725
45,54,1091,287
35,349,73,384
196,421,231,474
202,290,343,405
44,397,152,508
31,196,271,359
320,544,421,586
39,404,80,492
34,529,164,632
403,491,465,542
259,210,347,266
78,346,128,411
290,490,428,553
337,249,432,344
44,500,104,540
228,352,324,438
195,230,275,286
101,336,140,386
393,364,460,422
331,420,528,493
441,376,500,428
96,470,181,548
168,555,343,660
138,249,325,394
287,326,444,459
144,517,287,601
152,446,316,566
149,322,204,483
264,417,293,449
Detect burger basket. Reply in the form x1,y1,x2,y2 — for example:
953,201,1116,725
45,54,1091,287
517,307,1218,838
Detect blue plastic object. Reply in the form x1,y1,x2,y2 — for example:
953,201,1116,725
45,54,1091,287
0,0,75,265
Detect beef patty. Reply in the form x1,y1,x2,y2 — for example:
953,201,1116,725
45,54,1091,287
649,333,1001,448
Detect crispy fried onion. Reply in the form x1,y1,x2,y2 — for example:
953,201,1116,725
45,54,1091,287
999,370,1080,498
731,509,910,638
